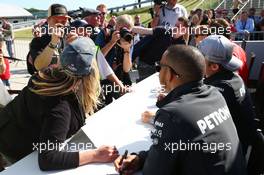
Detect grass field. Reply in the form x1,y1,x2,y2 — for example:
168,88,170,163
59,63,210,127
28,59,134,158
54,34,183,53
14,28,33,40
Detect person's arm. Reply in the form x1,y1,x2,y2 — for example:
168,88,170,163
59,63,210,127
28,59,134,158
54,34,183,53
182,6,188,19
118,39,132,73
123,49,132,73
115,109,183,174
132,26,154,35
151,4,161,28
247,19,255,32
141,109,184,174
34,27,63,70
38,100,79,170
96,50,127,94
38,100,118,171
235,20,244,33
100,31,120,57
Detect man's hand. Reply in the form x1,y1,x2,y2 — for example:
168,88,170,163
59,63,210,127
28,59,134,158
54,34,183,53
93,146,119,163
114,154,141,175
141,111,155,123
117,38,132,52
110,31,120,44
50,24,65,45
157,93,166,102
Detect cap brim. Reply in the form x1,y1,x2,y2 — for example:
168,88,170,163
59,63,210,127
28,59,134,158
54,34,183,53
223,55,243,71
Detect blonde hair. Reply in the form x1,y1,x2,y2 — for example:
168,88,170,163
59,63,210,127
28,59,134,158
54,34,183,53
29,59,101,115
96,4,107,10
116,14,134,29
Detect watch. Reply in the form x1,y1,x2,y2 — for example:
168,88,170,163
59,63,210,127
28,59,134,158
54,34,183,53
48,42,57,49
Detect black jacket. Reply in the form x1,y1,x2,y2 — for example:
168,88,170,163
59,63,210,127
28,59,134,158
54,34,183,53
138,81,247,175
133,27,186,66
204,70,257,154
0,83,85,170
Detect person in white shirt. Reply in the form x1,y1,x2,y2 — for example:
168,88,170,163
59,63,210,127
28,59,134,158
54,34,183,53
0,80,12,109
151,0,188,27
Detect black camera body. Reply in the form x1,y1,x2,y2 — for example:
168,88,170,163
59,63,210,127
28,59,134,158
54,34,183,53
119,28,133,43
153,0,167,5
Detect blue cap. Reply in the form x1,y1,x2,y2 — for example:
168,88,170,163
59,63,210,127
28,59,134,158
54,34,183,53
82,8,100,17
70,19,89,28
60,37,96,76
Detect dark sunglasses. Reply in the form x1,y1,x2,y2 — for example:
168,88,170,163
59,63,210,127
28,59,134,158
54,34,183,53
155,62,181,77
100,12,107,16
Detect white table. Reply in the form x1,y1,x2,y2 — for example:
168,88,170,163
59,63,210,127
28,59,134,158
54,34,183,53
2,73,160,175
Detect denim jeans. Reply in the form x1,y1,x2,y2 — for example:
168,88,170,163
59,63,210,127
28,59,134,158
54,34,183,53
5,40,13,58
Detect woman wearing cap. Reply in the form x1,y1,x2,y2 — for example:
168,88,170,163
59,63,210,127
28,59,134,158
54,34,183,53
0,37,118,171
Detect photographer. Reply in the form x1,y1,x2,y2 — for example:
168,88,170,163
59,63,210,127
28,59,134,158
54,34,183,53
151,0,187,28
28,4,70,72
95,14,133,86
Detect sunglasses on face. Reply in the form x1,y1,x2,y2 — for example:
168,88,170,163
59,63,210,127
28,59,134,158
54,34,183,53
155,62,181,77
100,12,107,16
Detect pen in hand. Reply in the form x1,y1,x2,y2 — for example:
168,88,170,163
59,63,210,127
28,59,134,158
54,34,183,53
119,150,128,175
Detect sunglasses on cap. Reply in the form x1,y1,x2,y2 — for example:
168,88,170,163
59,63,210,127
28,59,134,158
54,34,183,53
155,62,181,77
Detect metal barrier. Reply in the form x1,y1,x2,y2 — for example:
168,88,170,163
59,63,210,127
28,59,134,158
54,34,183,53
231,0,250,21
13,20,42,30
234,40,264,80
1,38,31,61
231,31,264,41
215,0,226,10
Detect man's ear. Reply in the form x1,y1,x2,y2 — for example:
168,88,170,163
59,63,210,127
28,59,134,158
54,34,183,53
210,63,220,72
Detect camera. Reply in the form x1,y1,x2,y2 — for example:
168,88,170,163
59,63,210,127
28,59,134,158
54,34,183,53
119,28,133,43
153,0,167,5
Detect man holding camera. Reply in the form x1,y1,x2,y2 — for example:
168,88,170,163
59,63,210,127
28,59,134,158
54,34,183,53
151,0,188,28
95,14,133,85
29,4,70,72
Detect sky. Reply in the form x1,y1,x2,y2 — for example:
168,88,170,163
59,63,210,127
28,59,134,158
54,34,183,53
0,0,142,10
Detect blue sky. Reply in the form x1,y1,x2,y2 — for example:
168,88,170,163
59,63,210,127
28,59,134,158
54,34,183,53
0,0,141,10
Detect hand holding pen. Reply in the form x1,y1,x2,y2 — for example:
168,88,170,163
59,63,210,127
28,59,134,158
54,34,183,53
114,150,141,175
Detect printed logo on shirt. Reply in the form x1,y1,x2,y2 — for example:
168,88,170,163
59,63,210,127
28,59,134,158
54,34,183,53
197,106,231,134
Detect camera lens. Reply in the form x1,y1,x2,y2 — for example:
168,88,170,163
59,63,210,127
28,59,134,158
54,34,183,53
120,28,133,42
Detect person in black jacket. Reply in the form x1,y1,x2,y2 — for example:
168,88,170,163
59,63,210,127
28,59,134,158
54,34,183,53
198,35,264,175
0,37,118,171
114,45,247,175
132,17,189,82
28,4,70,74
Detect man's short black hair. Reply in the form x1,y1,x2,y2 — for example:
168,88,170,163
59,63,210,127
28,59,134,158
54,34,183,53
166,45,205,83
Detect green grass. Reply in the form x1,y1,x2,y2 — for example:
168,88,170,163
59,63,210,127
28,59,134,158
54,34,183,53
14,28,33,40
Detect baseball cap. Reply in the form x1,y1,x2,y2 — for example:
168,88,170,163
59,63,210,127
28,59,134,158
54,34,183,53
197,35,243,71
70,20,89,28
48,4,70,18
82,8,101,18
60,37,97,76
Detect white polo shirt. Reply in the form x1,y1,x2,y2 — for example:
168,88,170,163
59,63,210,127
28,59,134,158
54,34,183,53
158,4,188,27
